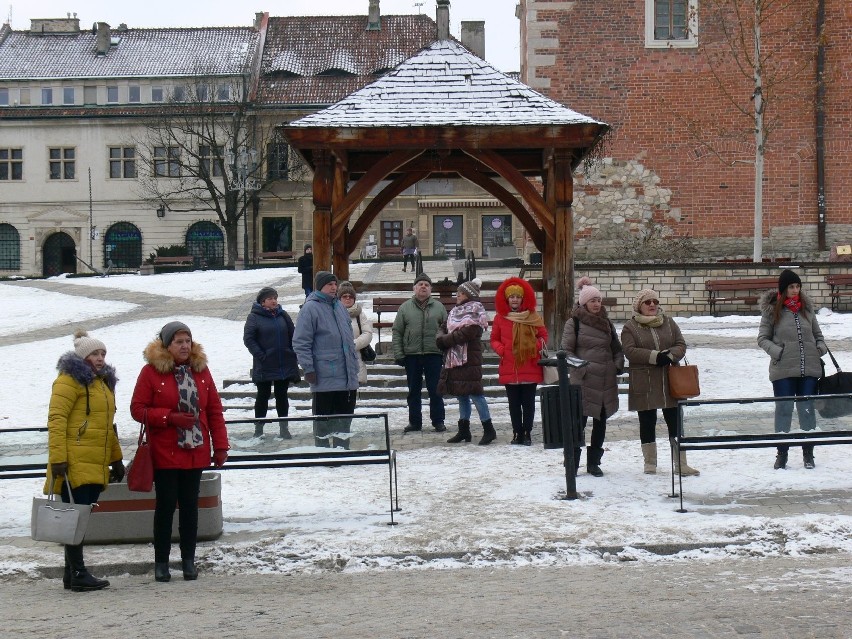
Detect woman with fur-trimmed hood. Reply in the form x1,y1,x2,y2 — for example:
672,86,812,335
130,321,229,584
45,330,123,592
491,276,548,445
757,269,827,470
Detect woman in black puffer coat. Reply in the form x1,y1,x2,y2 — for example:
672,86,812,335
243,287,300,438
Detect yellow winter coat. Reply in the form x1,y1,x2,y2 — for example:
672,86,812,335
43,353,122,494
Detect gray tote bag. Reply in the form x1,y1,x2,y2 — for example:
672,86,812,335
31,475,94,545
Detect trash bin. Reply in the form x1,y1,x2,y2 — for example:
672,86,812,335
539,383,583,449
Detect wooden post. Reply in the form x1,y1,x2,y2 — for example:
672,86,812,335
331,155,350,281
542,150,575,345
311,150,333,273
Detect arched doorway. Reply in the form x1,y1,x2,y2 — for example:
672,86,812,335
43,232,76,276
186,221,224,268
103,222,142,269
0,223,21,271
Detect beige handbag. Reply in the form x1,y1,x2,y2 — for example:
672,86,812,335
31,475,93,545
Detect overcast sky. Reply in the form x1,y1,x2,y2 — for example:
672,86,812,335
14,0,522,72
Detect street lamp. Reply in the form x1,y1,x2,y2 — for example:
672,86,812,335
226,146,259,267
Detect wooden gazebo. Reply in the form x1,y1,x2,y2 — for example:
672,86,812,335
283,39,608,341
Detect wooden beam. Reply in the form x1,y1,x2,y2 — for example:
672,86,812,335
332,156,350,280
311,149,334,274
330,149,424,239
345,150,546,176
542,150,575,346
456,167,545,252
347,171,430,254
462,149,555,238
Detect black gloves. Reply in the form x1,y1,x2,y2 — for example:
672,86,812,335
51,462,68,478
109,460,125,483
655,351,673,366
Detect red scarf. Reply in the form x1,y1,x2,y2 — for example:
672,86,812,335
782,294,802,314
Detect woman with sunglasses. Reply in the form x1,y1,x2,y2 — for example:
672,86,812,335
621,289,699,476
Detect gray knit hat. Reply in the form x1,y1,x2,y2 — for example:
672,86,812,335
413,273,432,286
337,281,357,299
74,330,106,359
315,270,337,290
458,277,482,300
159,321,192,347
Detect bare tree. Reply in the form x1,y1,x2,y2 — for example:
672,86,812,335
677,0,817,262
134,72,308,266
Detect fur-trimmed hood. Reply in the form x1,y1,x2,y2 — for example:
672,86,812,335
142,338,209,374
759,289,815,315
56,351,117,391
495,277,538,316
347,302,364,318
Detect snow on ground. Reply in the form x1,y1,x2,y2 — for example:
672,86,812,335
1,270,851,577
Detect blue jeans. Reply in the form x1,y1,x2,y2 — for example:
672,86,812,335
404,354,445,427
772,376,818,433
458,394,491,422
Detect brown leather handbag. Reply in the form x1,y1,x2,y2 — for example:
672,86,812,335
668,360,700,399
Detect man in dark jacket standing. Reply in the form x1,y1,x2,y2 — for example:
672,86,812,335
293,271,360,447
297,244,313,298
392,274,448,433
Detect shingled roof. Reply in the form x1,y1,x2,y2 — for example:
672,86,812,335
256,14,439,106
289,40,604,128
0,26,258,79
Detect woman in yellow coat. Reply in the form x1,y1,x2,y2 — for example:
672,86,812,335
45,330,124,592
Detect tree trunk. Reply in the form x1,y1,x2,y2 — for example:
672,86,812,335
752,0,764,263
225,220,239,267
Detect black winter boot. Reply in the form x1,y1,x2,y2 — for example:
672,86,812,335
253,423,264,437
522,430,532,446
478,419,496,446
66,544,109,592
181,558,198,581
774,447,788,470
279,422,292,439
447,419,471,443
154,562,171,582
803,445,815,469
586,446,604,477
510,431,522,445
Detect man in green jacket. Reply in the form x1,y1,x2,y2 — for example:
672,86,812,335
392,274,448,432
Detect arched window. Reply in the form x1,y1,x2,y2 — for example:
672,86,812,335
186,221,224,268
0,223,20,270
103,222,142,269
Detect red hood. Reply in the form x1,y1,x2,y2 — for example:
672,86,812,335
495,277,538,315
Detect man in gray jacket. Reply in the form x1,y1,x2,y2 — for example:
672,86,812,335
392,274,448,432
293,271,360,446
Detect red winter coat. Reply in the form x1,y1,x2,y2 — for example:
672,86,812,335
130,339,229,470
490,277,548,384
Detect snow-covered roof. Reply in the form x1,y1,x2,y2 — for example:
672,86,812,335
0,26,258,80
289,40,604,128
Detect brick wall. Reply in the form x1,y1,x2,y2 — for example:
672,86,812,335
521,0,852,258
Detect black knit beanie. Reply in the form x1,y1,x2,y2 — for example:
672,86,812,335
256,287,278,304
777,269,802,294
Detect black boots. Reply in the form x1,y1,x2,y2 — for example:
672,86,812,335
182,558,198,581
803,445,815,469
253,423,264,437
403,423,422,433
522,430,532,446
774,447,788,469
510,431,522,445
447,419,472,443
478,419,496,446
433,423,447,433
586,446,604,477
154,562,171,582
279,422,292,439
65,545,109,592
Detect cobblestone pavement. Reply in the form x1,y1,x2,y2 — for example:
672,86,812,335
3,553,851,638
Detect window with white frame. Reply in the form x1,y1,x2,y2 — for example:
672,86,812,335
0,148,23,180
107,85,118,103
172,86,186,102
0,88,8,106
151,86,164,102
216,84,231,101
645,0,697,48
128,85,141,103
199,145,224,178
153,146,180,177
48,147,75,180
63,87,75,105
267,142,289,181
108,147,136,179
41,88,53,105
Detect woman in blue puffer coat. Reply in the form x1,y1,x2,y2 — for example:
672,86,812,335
243,287,300,438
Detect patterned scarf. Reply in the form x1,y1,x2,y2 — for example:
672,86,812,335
782,294,802,314
174,364,203,449
445,301,490,369
505,309,544,366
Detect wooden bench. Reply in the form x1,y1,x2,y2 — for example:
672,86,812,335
152,256,195,271
372,295,496,344
673,394,852,512
826,274,852,311
258,250,295,262
705,277,777,315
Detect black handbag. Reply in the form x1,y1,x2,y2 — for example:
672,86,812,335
356,315,376,363
816,347,852,418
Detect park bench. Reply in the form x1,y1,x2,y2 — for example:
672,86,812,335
372,295,496,344
258,250,295,262
705,277,777,315
152,256,194,266
825,273,852,311
672,393,852,512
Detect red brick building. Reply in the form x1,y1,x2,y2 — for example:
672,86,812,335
519,0,852,260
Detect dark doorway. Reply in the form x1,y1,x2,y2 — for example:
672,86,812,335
104,222,142,269
186,221,224,268
43,232,77,277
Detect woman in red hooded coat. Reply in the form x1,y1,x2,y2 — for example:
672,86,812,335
490,277,548,445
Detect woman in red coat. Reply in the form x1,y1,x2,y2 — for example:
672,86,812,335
130,321,229,583
490,277,548,445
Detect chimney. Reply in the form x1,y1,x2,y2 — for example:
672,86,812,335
367,0,381,31
436,0,450,40
460,21,485,58
96,22,110,55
